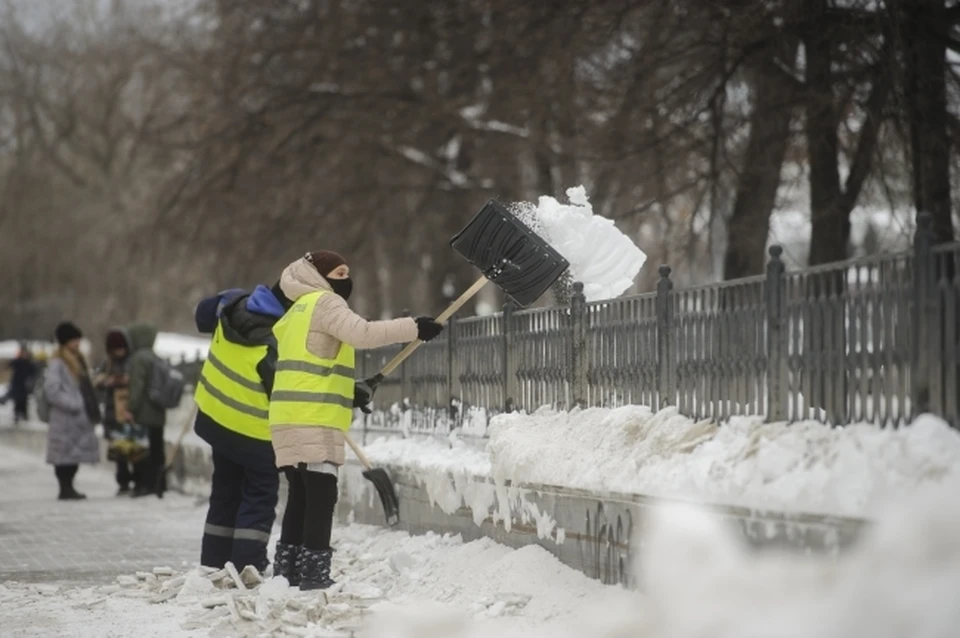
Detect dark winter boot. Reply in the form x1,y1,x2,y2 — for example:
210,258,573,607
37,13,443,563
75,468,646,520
273,542,301,586
58,484,87,501
296,547,335,591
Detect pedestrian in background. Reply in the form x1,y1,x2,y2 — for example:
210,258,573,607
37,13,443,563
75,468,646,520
1,343,37,424
44,322,101,500
126,323,168,498
94,327,147,495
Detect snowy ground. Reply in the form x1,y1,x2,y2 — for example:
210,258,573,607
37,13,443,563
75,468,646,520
360,405,960,519
4,406,960,636
3,470,960,637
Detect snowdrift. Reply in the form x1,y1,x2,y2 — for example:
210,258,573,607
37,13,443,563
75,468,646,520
362,406,960,519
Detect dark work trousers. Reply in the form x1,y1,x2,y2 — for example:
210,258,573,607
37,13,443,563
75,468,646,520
147,426,166,495
196,411,279,572
280,465,338,551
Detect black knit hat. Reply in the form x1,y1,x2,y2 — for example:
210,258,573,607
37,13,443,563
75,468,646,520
305,250,347,277
55,321,83,346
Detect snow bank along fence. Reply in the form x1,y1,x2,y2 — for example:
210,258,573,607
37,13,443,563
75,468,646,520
339,464,867,588
358,212,960,432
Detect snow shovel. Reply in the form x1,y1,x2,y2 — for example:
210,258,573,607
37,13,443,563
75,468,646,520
360,198,569,394
344,432,400,526
154,403,198,497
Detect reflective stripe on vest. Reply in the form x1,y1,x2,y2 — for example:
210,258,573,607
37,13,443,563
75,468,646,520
193,323,271,441
269,291,355,432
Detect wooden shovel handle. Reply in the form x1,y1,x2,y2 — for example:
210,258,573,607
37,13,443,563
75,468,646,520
378,275,488,378
343,431,372,470
164,403,198,471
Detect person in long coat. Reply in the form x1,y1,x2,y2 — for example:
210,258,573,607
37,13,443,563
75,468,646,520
44,322,102,500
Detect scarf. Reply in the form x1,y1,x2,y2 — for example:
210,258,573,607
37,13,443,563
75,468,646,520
58,347,103,424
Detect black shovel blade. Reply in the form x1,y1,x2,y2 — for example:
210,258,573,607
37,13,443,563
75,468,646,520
362,467,400,526
451,199,569,307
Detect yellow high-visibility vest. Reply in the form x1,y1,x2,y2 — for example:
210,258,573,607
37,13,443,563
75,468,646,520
269,291,355,431
194,323,271,441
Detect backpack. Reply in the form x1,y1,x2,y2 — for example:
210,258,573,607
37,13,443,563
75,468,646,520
35,381,50,423
147,357,186,409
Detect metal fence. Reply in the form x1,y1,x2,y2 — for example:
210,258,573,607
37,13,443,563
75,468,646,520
358,213,959,431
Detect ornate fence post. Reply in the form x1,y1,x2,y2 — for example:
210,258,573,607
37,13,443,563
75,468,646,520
765,246,787,421
446,315,457,423
503,301,518,412
400,308,411,404
569,282,588,408
912,212,935,417
656,265,675,408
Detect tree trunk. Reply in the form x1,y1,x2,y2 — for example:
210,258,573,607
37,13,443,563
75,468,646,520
901,0,953,243
722,40,800,279
804,0,848,267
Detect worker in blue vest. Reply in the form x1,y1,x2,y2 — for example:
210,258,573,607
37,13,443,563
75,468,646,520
191,284,290,573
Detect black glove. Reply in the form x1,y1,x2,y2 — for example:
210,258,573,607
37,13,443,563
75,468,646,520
415,317,443,342
353,380,373,414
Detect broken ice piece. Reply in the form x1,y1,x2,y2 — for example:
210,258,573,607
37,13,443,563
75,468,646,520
160,575,187,592
201,594,228,609
324,582,344,595
224,562,247,590
239,564,263,587
153,566,175,576
116,575,138,587
135,571,152,580
281,609,309,627
150,590,179,604
177,572,216,602
238,609,261,621
224,593,242,620
179,607,231,630
32,584,60,595
323,603,351,618
205,568,227,581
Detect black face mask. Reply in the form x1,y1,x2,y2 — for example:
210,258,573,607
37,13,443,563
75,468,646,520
329,277,353,301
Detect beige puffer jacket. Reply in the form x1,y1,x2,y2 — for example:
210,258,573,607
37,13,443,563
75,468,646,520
271,256,418,468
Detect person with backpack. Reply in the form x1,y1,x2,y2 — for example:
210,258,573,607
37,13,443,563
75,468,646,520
269,251,443,589
43,322,102,500
126,323,183,498
93,328,148,495
191,284,287,574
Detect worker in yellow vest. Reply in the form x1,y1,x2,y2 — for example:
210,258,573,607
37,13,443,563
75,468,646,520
269,251,443,590
192,284,290,573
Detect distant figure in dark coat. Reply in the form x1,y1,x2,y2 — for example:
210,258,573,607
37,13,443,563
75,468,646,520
1,344,37,424
94,328,147,495
44,322,102,500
